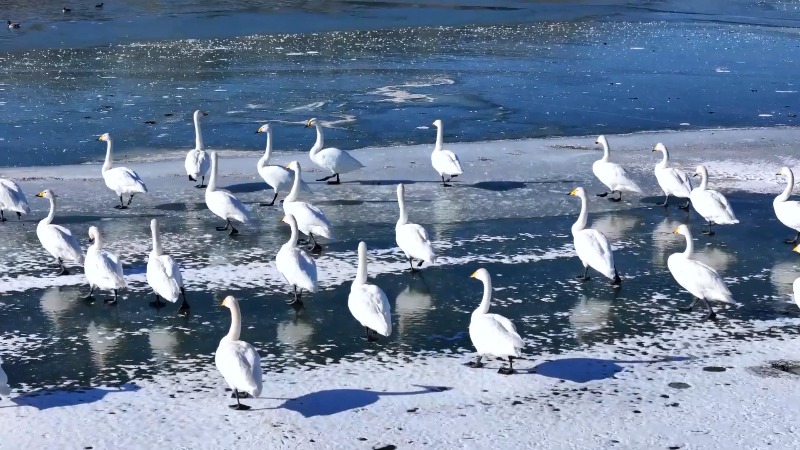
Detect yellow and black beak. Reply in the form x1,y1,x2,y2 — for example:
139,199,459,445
673,227,680,234
304,120,312,128
793,244,800,253
469,270,478,278
35,191,44,198
97,135,103,141
568,188,577,196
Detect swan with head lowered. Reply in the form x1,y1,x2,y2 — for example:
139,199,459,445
255,123,310,206
349,241,392,341
431,119,463,187
84,226,126,305
184,110,211,188
97,133,148,209
305,118,364,184
396,183,435,272
283,160,334,252
147,219,189,314
668,224,733,320
774,167,800,244
205,151,251,236
216,295,262,410
34,190,83,275
0,177,30,221
689,165,738,236
652,143,692,209
276,214,318,307
593,135,642,202
466,268,524,375
568,187,622,286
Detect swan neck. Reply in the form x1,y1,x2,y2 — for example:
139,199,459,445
151,225,162,255
207,156,218,191
285,166,300,202
102,139,113,172
44,196,56,224
658,149,669,167
572,193,588,233
601,141,610,161
355,248,368,285
194,114,204,150
778,171,794,202
434,125,443,151
475,277,492,315
225,302,242,341
698,170,708,190
682,232,694,258
397,189,408,225
310,124,323,156
287,218,299,246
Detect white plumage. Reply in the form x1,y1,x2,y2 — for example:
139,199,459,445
84,226,126,304
568,187,621,286
592,135,642,202
255,123,310,206
0,178,30,221
305,118,364,184
689,165,738,235
348,241,392,338
184,110,211,187
216,295,262,410
283,161,334,251
97,133,147,209
794,277,800,310
395,183,435,271
774,167,800,244
0,356,10,399
34,189,84,275
431,119,463,186
467,268,524,375
206,151,251,235
652,143,692,208
276,214,318,306
146,219,189,313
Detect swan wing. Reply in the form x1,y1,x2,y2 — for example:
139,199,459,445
396,223,436,262
315,148,365,174
276,245,318,292
86,250,126,289
469,314,524,357
185,149,210,177
38,224,84,263
668,255,733,303
655,167,692,197
431,149,463,176
215,339,263,397
0,179,30,214
775,200,800,231
147,254,182,301
592,161,642,193
574,229,616,279
691,189,738,224
105,167,148,193
206,190,251,223
283,201,333,238
349,284,392,336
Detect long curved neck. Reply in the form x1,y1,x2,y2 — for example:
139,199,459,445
572,193,588,233
397,189,408,225
657,149,669,168
102,139,113,172
151,226,162,255
682,232,694,258
194,114,204,150
474,277,492,315
285,166,301,202
225,302,242,341
778,171,794,202
258,130,273,168
600,141,610,162
310,124,324,157
286,219,299,247
354,249,368,285
43,196,56,224
698,169,708,190
434,125,443,151
207,157,218,191
90,232,103,251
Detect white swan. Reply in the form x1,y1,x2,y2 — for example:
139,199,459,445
396,183,435,272
255,123,310,206
147,219,189,314
568,187,621,286
34,189,84,275
184,110,211,188
216,295,262,410
466,268,524,375
592,135,642,202
652,143,692,209
775,167,800,244
689,165,738,235
276,214,318,306
668,224,733,320
0,356,10,399
97,133,148,209
305,118,364,184
84,226,126,305
206,151,251,235
0,177,30,221
348,241,392,340
283,161,334,252
431,119,463,187
792,246,800,309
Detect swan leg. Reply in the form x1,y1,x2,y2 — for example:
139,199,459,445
127,194,135,206
194,176,206,188
114,195,128,209
104,289,118,305
417,259,424,268
609,190,622,202
364,326,378,342
316,173,336,182
575,265,590,282
679,199,691,211
784,232,800,245
701,221,715,236
307,234,322,253
228,223,239,236
679,298,699,311
149,294,166,309
260,193,278,207
465,355,484,368
178,288,190,315
656,194,670,207
188,175,196,182
409,257,419,273
0,210,5,222
286,286,301,305
230,390,251,399
702,299,717,321
57,258,70,276
611,268,622,287
216,220,230,232
229,389,251,411
325,173,341,185
440,175,452,187
16,211,21,220
83,285,95,300
498,356,516,375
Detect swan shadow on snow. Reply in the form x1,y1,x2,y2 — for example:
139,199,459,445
47,214,164,225
153,202,208,212
526,356,690,383
11,383,141,410
222,182,269,194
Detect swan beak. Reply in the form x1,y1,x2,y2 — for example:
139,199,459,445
255,130,262,134
568,188,577,196
305,120,312,128
279,216,285,222
793,244,800,253
673,227,680,234
651,147,657,152
284,163,290,169
97,135,103,141
469,270,478,278
692,173,699,178
202,112,208,116
35,192,44,197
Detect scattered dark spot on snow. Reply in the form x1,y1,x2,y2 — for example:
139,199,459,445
668,382,691,389
702,366,726,372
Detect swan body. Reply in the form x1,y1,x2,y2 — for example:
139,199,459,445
774,167,800,244
431,119,463,186
348,242,392,338
216,295,263,410
283,161,334,251
568,187,621,285
276,214,318,306
0,356,9,399
652,143,692,208
34,190,84,275
668,224,733,320
305,118,364,184
689,165,738,235
206,151,251,235
256,124,310,205
395,183,436,271
147,219,189,313
592,135,642,202
84,226,126,304
184,110,211,187
794,277,800,310
97,133,148,208
467,268,524,375
0,178,30,221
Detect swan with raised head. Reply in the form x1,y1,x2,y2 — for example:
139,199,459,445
216,295,262,410
184,110,211,188
283,161,334,252
84,226,126,305
689,165,738,236
593,135,642,202
206,151,251,235
305,118,364,184
276,214,318,307
775,167,800,244
568,187,622,286
668,224,733,320
97,133,148,209
0,177,30,221
0,356,10,399
147,219,189,314
349,241,392,340
255,124,310,206
652,143,692,209
431,119,463,187
396,183,435,272
466,268,524,375
34,190,83,275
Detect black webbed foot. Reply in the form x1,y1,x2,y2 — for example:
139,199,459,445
498,367,515,375
465,360,484,368
704,311,717,321
308,243,322,254
103,298,118,306
215,226,228,231
596,192,608,197
228,404,251,411
608,197,621,203
575,275,590,282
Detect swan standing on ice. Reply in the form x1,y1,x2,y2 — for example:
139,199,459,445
568,187,622,286
668,225,733,320
305,118,364,184
0,177,29,222
206,152,251,235
255,124,310,206
774,167,800,244
216,295,262,410
593,135,642,202
147,219,189,314
84,226,126,305
184,110,211,188
349,241,392,340
396,183,436,272
466,268,524,375
283,161,334,252
431,119,463,187
652,143,692,209
97,133,148,209
690,165,738,236
276,214,318,307
34,190,83,275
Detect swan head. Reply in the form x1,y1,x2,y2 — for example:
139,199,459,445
256,124,270,134
150,218,158,233
210,151,218,162
778,167,792,177
653,143,667,153
305,118,317,128
693,165,707,178
97,133,110,142
432,119,442,128
568,187,586,197
673,224,690,236
595,135,608,147
358,241,367,257
285,160,300,172
397,183,405,197
35,189,56,199
193,110,207,119
470,268,490,283
220,295,238,309
281,214,298,227
87,226,100,244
